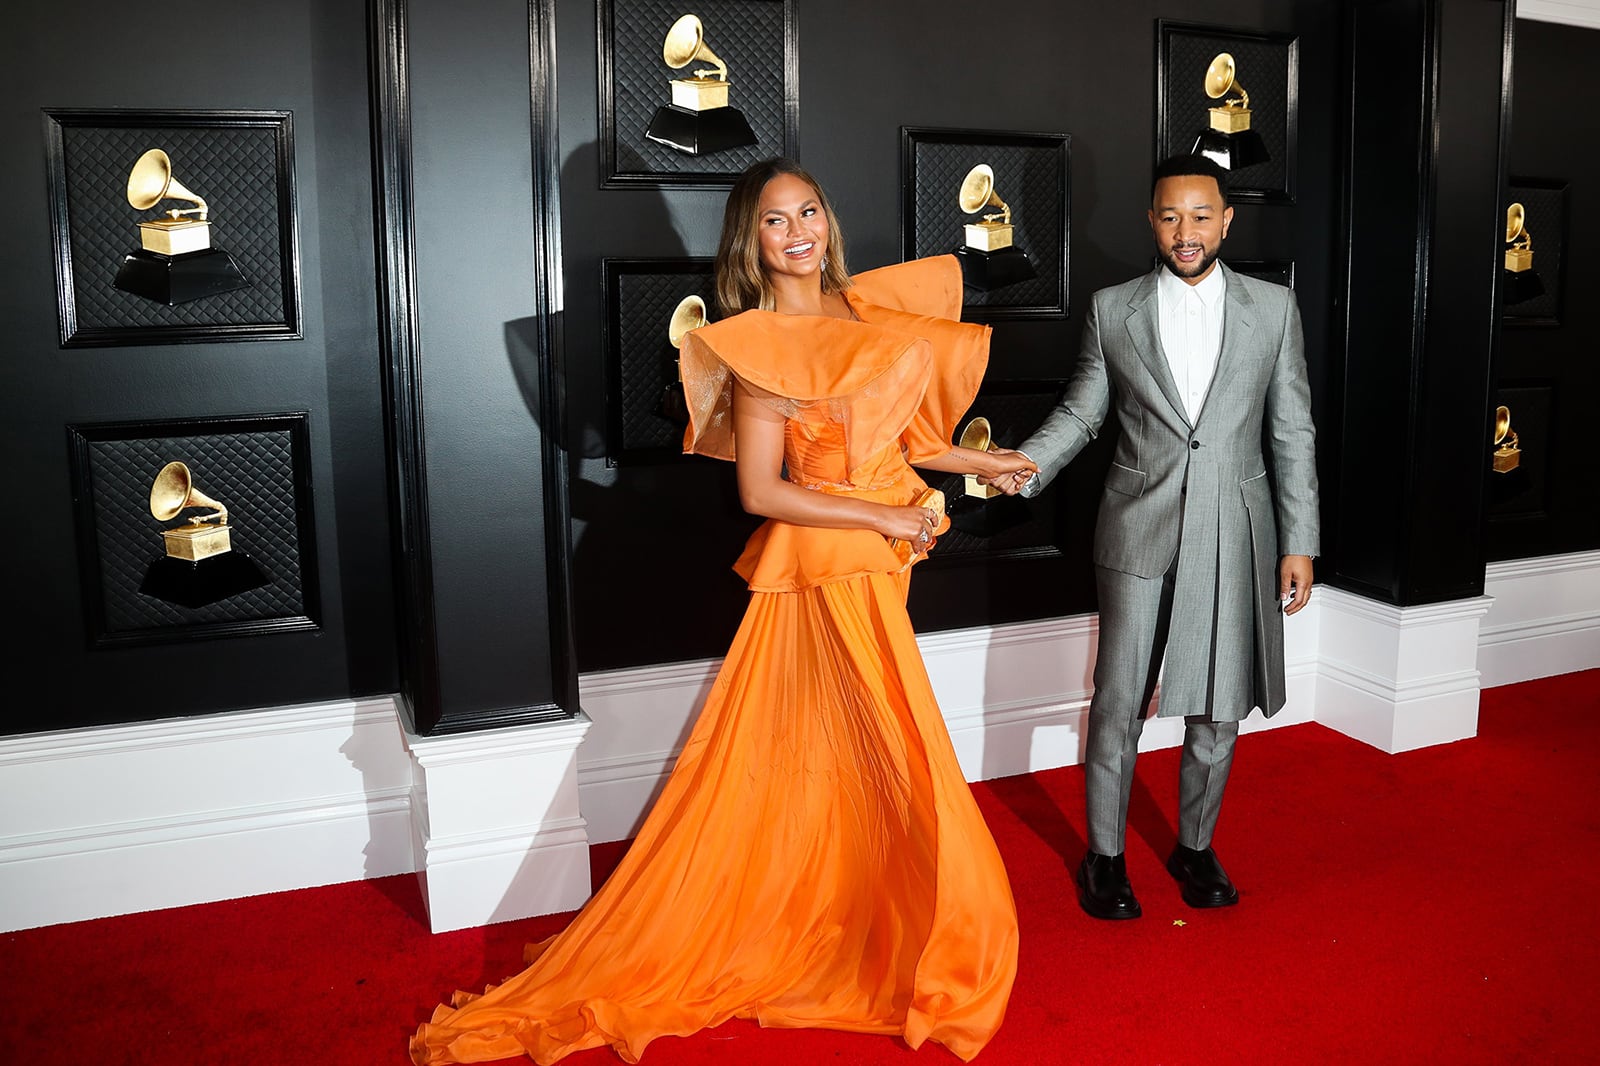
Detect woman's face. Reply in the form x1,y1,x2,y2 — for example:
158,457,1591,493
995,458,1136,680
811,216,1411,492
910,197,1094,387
755,173,828,283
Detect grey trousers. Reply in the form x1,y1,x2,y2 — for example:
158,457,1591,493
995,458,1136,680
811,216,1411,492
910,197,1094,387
1086,564,1240,856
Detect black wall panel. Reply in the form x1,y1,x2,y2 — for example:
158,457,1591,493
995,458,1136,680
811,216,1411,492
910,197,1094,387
2,1,395,734
1490,18,1600,561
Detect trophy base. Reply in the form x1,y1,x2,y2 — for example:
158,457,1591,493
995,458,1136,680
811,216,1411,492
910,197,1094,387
1504,268,1545,305
947,491,1032,538
114,248,250,306
1208,106,1253,134
963,222,1014,252
1189,127,1270,170
645,104,758,156
954,245,1037,292
1504,248,1533,272
139,551,269,609
1492,447,1522,474
162,522,232,562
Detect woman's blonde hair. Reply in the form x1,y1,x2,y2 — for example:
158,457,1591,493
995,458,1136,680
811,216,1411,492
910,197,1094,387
714,157,851,316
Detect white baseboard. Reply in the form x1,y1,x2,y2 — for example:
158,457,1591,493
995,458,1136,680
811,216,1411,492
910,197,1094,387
0,698,415,933
4,551,1592,932
1478,550,1600,688
404,714,594,932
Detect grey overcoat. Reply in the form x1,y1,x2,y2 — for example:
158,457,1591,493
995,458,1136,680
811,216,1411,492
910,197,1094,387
1021,264,1320,720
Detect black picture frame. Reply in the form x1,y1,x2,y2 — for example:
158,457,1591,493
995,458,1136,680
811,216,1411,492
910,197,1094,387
1228,258,1296,289
598,0,797,188
916,380,1068,567
66,412,320,647
43,109,301,347
602,257,718,464
900,127,1071,321
1502,177,1566,327
1156,21,1299,204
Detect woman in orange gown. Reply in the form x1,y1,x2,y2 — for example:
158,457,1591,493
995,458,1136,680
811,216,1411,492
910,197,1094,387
410,158,1033,1065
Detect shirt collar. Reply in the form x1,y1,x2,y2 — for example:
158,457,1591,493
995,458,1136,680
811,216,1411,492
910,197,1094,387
1158,260,1227,310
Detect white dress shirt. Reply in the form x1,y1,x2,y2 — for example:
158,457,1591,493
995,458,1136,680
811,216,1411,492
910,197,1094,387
1156,263,1226,423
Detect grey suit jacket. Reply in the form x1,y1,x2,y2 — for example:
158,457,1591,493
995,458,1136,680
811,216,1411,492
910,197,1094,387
1019,264,1320,719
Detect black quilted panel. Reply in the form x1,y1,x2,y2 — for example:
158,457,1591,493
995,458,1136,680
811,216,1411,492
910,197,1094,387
1503,183,1564,324
918,387,1065,563
605,0,790,181
57,119,293,331
605,260,716,460
909,139,1066,316
1161,27,1295,200
76,424,312,635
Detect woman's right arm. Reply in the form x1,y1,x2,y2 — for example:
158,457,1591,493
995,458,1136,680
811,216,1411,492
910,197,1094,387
732,379,934,542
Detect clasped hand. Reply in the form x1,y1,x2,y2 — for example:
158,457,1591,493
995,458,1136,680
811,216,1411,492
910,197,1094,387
977,448,1036,496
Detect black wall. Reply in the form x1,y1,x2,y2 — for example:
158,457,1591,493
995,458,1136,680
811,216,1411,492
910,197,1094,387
1488,18,1600,560
559,0,1345,672
2,1,397,734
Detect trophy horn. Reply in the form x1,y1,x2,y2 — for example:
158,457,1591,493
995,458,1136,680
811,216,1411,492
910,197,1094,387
1204,52,1251,111
663,14,729,81
1506,202,1531,248
959,164,1011,226
1494,405,1516,448
958,416,995,453
668,294,707,349
127,149,209,221
150,461,228,525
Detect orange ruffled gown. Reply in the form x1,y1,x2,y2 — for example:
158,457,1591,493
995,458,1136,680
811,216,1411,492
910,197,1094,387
410,255,1019,1065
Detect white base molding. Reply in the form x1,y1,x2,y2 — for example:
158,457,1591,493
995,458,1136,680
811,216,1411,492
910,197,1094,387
0,698,416,933
4,551,1591,933
1478,550,1600,688
404,713,593,933
1312,586,1491,753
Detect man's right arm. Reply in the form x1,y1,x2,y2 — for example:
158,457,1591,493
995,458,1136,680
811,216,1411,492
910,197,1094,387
1006,295,1114,497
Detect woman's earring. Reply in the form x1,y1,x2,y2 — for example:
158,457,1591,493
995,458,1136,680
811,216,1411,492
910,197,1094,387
822,256,829,271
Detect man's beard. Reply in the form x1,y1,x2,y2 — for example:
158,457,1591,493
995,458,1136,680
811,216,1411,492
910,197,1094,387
1160,243,1220,279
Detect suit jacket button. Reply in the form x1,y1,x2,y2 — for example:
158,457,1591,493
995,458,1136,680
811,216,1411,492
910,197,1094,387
1189,440,1200,450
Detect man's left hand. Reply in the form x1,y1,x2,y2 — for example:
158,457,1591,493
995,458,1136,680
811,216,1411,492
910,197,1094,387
1280,554,1314,616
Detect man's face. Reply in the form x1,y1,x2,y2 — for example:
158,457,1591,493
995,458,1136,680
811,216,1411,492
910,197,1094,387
1149,174,1233,284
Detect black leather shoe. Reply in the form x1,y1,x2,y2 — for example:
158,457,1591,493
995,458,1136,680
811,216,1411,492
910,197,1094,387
1166,844,1240,908
1075,851,1142,920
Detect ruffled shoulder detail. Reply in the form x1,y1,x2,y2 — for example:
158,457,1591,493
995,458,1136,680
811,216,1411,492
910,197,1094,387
678,311,934,477
678,255,989,473
847,260,991,465
846,255,965,321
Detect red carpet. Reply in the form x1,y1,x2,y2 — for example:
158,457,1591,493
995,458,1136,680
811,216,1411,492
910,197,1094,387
5,670,1597,1065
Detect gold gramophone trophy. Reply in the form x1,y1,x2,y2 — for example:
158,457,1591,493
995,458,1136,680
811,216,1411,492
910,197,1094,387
658,293,707,425
952,164,1037,291
958,417,1001,499
644,14,758,156
1492,406,1521,473
139,460,269,607
1188,53,1270,170
150,461,232,561
1503,202,1545,304
112,148,249,306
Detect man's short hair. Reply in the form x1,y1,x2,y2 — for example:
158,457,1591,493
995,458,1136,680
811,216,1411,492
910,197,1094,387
1151,154,1230,206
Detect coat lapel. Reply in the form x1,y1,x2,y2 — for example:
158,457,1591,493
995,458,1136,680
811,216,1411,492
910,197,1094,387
1192,262,1258,427
1122,268,1191,427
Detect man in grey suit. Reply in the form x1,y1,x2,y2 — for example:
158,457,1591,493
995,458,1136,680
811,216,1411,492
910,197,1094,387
990,155,1318,919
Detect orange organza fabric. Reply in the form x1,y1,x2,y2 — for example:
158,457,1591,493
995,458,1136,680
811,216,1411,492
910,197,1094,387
679,255,990,593
409,257,1017,1065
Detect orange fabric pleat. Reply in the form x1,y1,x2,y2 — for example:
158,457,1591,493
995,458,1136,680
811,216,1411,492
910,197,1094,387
409,569,1018,1064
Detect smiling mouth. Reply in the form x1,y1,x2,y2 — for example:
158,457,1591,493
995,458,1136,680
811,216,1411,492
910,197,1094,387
784,241,816,258
1172,245,1203,260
